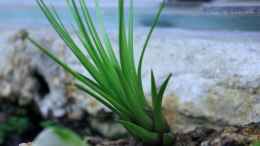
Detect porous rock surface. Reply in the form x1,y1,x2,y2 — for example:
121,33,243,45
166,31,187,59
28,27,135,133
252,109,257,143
0,29,125,138
0,29,260,135
19,143,32,146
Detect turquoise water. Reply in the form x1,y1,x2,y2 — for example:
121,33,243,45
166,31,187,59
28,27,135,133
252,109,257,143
0,6,153,29
1,6,260,31
142,14,260,31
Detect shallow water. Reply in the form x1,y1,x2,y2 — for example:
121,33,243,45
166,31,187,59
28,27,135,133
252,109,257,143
143,14,260,31
1,6,260,31
0,6,154,30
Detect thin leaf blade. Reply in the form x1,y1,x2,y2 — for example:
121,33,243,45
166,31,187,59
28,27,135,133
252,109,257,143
119,120,158,143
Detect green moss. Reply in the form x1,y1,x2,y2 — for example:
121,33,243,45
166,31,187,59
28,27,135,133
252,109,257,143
251,141,260,146
0,116,29,144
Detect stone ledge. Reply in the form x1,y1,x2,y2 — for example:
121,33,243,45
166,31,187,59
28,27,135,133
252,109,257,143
19,143,32,146
203,5,260,15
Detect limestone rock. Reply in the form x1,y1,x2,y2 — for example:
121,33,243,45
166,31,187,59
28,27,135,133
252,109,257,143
0,29,124,138
160,35,260,132
32,128,85,146
173,123,260,146
1,29,260,135
19,143,32,146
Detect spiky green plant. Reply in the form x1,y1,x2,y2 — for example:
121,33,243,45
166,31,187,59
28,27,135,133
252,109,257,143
29,0,173,145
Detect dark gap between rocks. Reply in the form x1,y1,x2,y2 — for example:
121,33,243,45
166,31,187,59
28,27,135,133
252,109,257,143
31,69,50,97
0,99,44,146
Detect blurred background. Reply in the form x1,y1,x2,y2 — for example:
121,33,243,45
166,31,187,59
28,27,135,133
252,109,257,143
1,0,260,30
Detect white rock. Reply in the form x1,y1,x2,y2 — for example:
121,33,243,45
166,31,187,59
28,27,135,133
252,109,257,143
19,143,32,146
32,128,85,146
1,29,260,134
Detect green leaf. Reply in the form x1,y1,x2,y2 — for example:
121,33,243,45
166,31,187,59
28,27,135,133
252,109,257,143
29,38,124,114
251,141,260,146
119,120,158,143
152,73,172,132
162,133,174,146
115,67,152,129
151,71,157,100
67,0,103,70
29,38,100,91
75,82,131,121
138,2,165,97
36,0,102,85
126,0,137,80
119,0,135,81
151,71,164,132
94,0,118,66
157,74,172,106
29,38,78,76
32,127,87,146
31,0,171,145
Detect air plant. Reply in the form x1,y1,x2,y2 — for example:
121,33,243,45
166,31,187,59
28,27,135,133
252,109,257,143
29,0,173,145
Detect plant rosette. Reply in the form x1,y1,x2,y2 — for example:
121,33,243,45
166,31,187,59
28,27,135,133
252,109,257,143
29,0,173,145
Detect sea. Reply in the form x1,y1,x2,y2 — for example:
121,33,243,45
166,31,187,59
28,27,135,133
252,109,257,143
0,0,162,30
1,0,260,31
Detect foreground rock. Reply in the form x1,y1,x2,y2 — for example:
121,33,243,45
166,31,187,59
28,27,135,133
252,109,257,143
21,122,260,146
1,29,260,136
173,122,260,146
19,143,32,146
88,123,260,146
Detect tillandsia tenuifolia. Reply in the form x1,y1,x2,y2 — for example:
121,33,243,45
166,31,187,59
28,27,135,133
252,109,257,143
29,0,173,145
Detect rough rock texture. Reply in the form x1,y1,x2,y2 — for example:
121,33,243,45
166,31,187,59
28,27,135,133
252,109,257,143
173,122,260,146
1,29,260,135
87,122,260,146
162,33,260,132
0,29,126,138
19,143,32,146
0,98,43,146
22,123,260,146
91,123,260,146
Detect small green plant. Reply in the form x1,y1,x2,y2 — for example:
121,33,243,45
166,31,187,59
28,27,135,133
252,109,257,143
33,127,86,146
29,0,173,145
0,116,29,144
252,141,260,146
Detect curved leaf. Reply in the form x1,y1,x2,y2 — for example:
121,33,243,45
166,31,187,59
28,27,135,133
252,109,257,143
32,127,87,146
119,120,158,143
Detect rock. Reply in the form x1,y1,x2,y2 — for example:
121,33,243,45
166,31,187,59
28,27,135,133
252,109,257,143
87,137,143,146
89,119,126,139
0,98,43,146
32,128,85,146
1,29,260,136
155,32,260,132
0,29,125,138
9,29,28,42
173,122,260,146
19,143,32,146
164,75,260,132
70,123,260,146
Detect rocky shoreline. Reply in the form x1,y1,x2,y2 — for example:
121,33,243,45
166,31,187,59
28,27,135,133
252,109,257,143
203,5,260,15
165,2,260,15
